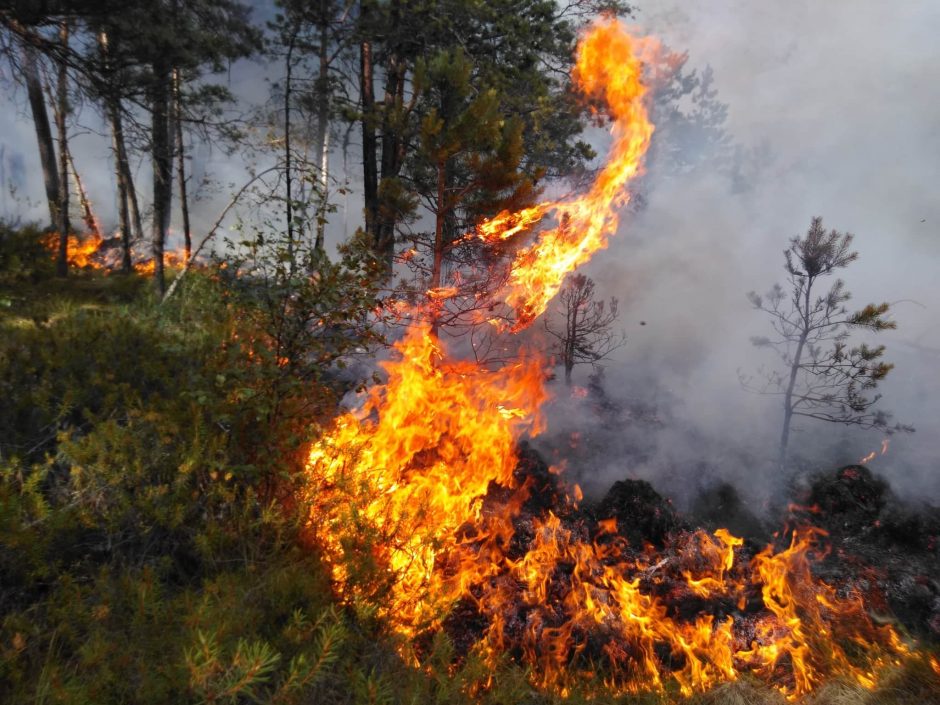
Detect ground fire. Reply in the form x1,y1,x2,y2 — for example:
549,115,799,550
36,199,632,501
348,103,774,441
42,231,187,273
302,19,931,701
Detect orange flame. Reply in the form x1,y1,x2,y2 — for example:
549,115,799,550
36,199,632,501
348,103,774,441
132,251,187,275
304,323,547,630
66,232,105,268
478,19,655,330
303,19,913,700
43,232,106,268
859,437,890,465
740,528,907,699
43,231,188,274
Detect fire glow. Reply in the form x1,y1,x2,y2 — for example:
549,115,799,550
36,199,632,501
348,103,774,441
44,231,187,273
477,22,655,330
304,19,913,700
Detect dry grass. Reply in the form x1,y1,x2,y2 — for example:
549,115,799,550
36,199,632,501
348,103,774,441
680,656,940,705
804,681,870,705
689,678,786,705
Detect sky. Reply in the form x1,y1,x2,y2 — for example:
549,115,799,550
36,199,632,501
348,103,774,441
1,0,938,504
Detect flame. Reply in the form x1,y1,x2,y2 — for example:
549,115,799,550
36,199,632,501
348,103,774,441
740,528,908,699
43,231,188,273
302,19,914,700
66,232,105,268
477,19,655,330
426,286,459,300
304,322,547,630
43,232,106,268
858,437,890,465
132,250,187,275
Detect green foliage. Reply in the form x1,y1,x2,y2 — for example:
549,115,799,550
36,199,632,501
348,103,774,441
349,0,633,268
0,222,55,286
0,231,384,703
410,47,537,226
392,45,544,331
215,225,384,474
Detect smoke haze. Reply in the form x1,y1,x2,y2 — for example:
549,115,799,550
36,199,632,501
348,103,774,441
548,0,940,505
2,1,937,504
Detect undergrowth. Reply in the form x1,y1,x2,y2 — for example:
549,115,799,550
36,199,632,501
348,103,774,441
0,224,937,703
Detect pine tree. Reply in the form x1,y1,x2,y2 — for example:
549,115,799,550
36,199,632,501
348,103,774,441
744,217,912,468
400,47,536,335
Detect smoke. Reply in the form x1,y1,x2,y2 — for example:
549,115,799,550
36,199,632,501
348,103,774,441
545,0,940,506
2,2,938,506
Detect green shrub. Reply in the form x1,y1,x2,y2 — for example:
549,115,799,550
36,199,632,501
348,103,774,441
0,257,383,703
0,222,54,286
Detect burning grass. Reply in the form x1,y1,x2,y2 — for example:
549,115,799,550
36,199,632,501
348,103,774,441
305,370,923,698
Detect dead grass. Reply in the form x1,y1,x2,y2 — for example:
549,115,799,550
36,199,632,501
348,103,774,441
689,678,786,705
679,655,940,705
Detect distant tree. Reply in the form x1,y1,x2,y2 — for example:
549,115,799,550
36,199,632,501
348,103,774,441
95,27,138,271
744,217,912,469
544,272,625,385
647,51,732,178
267,0,354,254
107,0,261,294
3,1,262,288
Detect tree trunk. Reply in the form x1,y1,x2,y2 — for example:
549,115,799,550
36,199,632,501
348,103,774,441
429,158,446,335
123,142,143,245
359,28,377,249
98,29,132,271
65,145,98,236
313,2,330,253
22,43,60,231
108,103,133,271
110,103,141,267
54,21,70,277
564,300,577,386
375,20,407,272
113,147,132,271
151,63,173,295
284,28,295,252
97,33,141,250
779,280,814,469
172,68,191,261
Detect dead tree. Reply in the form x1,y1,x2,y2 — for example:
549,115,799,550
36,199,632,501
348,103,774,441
64,142,98,236
545,273,626,385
